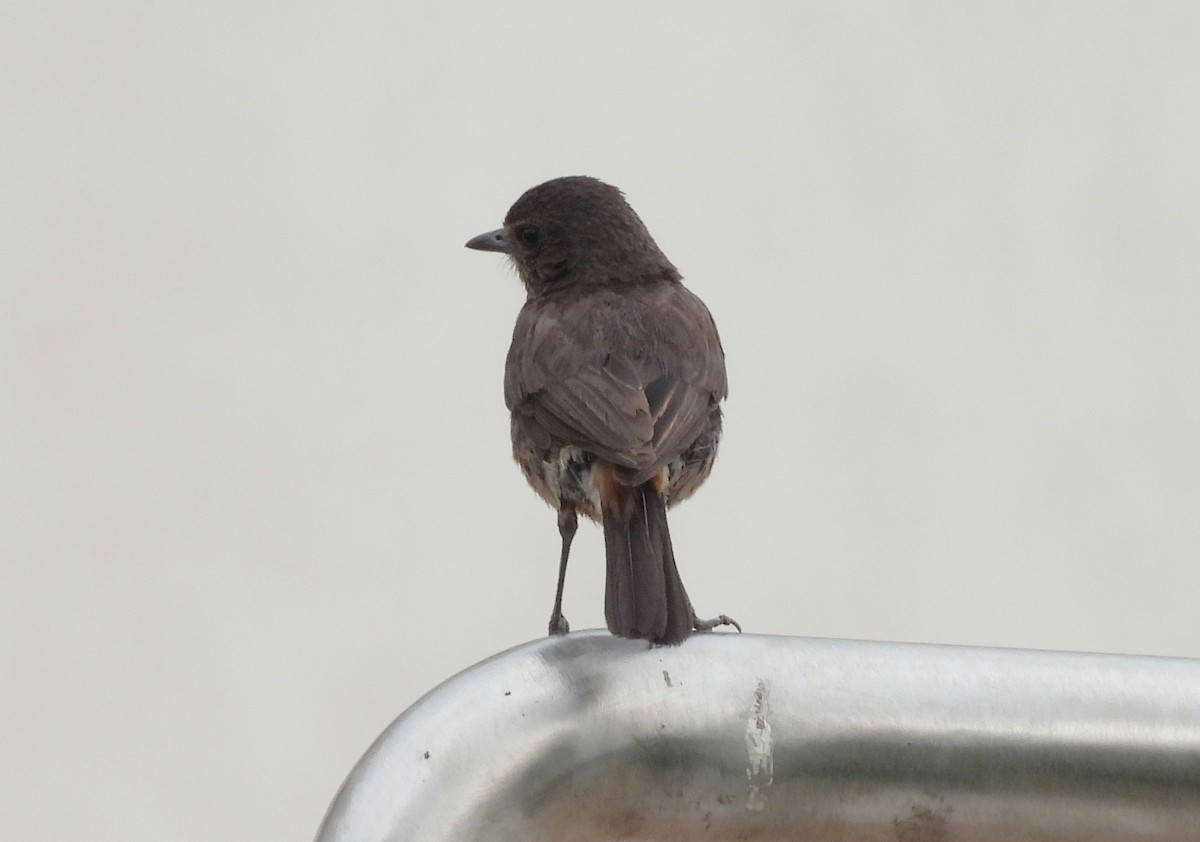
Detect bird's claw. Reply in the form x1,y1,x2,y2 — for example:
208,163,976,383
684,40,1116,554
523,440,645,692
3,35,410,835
693,613,741,634
548,613,570,636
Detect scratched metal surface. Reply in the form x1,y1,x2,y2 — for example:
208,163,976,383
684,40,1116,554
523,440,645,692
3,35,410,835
314,632,1200,842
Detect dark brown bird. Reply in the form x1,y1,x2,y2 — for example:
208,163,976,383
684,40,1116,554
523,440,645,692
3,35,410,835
466,176,737,645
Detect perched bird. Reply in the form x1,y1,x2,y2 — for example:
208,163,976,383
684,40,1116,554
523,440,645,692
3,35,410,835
466,176,737,645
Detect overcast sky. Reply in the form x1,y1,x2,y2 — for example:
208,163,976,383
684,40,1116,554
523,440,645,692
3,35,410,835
4,3,1199,841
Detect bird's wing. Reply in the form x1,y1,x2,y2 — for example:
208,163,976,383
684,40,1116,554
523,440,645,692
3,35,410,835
505,283,725,479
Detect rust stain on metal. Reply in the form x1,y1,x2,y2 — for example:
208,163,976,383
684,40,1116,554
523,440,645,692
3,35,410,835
894,803,952,842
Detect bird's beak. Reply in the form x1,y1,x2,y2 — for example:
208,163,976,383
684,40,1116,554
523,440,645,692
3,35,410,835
465,228,510,254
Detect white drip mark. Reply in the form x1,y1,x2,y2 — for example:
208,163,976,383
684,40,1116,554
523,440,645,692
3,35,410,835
744,678,773,812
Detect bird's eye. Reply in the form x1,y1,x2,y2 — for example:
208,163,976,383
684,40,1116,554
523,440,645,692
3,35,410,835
518,226,540,249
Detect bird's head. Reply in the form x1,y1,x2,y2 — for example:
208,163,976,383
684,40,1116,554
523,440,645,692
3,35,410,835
466,176,679,294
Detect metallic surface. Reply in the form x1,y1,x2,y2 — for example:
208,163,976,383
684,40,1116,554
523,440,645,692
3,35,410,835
315,632,1200,841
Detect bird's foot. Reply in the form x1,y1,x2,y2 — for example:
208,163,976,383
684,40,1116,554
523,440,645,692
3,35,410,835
548,612,570,636
693,613,741,634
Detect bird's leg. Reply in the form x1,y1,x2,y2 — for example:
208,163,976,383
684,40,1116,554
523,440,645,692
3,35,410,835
548,504,577,636
692,613,742,634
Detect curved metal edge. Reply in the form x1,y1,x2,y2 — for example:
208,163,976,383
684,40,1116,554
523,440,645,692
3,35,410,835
314,632,1200,842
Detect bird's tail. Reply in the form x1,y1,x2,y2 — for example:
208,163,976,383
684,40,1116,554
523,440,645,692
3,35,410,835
600,476,693,645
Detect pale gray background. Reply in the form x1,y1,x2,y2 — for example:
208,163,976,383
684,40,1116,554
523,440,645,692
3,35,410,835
3,3,1199,840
